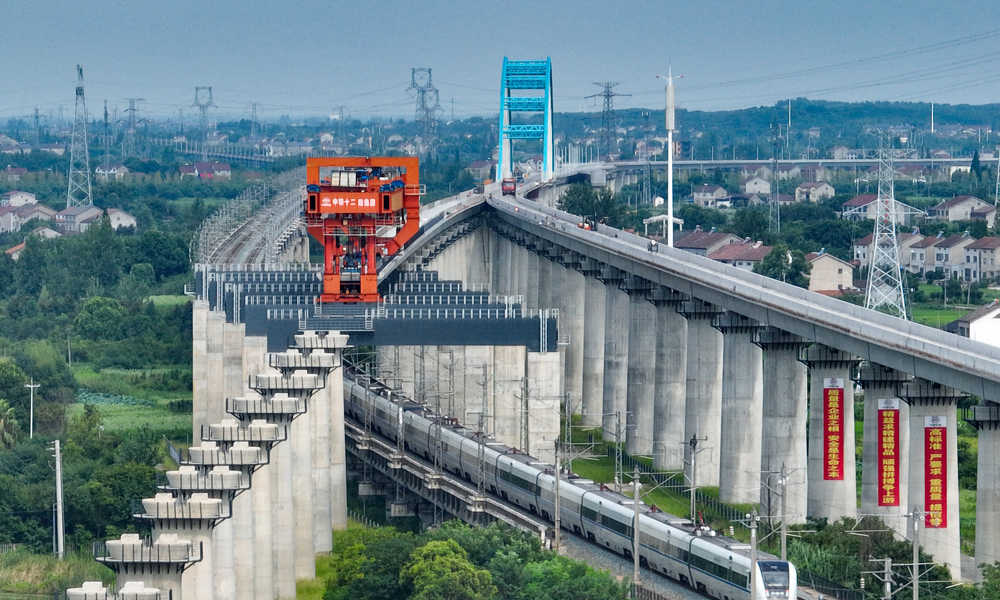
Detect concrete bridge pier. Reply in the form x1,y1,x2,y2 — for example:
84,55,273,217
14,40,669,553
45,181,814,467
467,227,491,289
206,313,226,425
525,250,540,310
900,379,964,580
757,329,809,525
492,346,526,448
650,288,688,471
516,242,530,300
536,252,552,313
680,300,724,488
555,255,585,417
600,268,629,441
857,363,912,536
193,300,209,434
968,403,1000,574
579,266,606,428
717,313,764,505
493,234,513,296
437,346,464,419
526,350,561,464
802,344,859,522
624,278,656,456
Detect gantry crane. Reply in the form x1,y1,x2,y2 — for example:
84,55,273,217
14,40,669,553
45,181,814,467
305,157,421,303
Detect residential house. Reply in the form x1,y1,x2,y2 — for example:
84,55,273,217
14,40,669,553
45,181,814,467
775,165,801,180
910,232,977,278
1,190,36,207
841,194,921,225
970,205,997,228
55,205,103,233
673,226,741,257
193,162,232,179
831,146,860,160
5,242,25,261
944,300,1000,344
31,226,60,239
929,196,992,222
95,164,130,180
179,165,198,178
106,208,137,230
707,239,771,271
692,185,728,207
465,160,493,180
795,181,835,203
741,164,772,179
806,251,855,294
853,230,924,269
807,127,822,139
3,166,27,181
964,237,1000,282
0,203,55,233
38,143,66,155
740,176,771,195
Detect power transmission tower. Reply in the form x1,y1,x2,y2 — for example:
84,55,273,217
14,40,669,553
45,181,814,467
249,102,261,138
192,87,215,162
121,98,144,158
408,68,442,149
586,83,629,161
100,101,111,179
32,108,42,145
865,143,909,319
66,65,92,208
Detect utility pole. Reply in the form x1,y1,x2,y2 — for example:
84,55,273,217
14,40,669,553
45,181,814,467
52,440,64,559
633,466,641,596
67,65,92,208
554,439,561,553
739,509,760,600
685,435,708,521
910,507,922,600
25,378,40,439
586,83,630,162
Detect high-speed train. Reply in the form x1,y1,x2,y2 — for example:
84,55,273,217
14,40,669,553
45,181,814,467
343,369,797,600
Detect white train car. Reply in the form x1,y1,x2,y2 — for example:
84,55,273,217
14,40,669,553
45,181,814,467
344,374,797,600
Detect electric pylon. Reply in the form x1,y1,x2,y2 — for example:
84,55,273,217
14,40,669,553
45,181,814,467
121,98,144,158
407,68,442,148
587,83,629,161
865,144,908,319
66,65,92,208
100,101,111,180
192,87,215,161
249,102,260,138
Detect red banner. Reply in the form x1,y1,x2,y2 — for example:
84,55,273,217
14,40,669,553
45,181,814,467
877,399,900,506
925,416,947,528
823,378,845,480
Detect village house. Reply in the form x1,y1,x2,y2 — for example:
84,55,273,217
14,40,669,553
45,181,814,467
909,232,977,278
929,196,992,223
106,208,137,230
0,203,56,233
1,190,36,207
794,181,835,203
963,237,1000,282
841,194,921,225
3,166,27,181
707,239,771,271
95,164,130,180
692,184,728,207
853,230,924,269
806,250,855,294
740,176,771,195
465,160,493,180
55,205,104,233
945,300,1000,345
673,226,741,257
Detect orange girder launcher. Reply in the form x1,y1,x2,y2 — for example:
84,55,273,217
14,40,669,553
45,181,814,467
305,157,421,303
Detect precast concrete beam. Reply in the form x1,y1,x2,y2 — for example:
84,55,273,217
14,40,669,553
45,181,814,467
900,379,965,580
679,300,724,488
856,363,912,536
757,328,809,525
717,312,764,505
801,344,859,522
650,288,688,471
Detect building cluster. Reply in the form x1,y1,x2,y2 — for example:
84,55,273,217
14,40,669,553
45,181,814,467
0,190,135,260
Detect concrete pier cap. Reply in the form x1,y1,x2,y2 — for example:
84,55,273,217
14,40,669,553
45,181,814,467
66,582,110,600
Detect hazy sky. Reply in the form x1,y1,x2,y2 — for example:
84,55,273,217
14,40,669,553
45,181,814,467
2,0,999,124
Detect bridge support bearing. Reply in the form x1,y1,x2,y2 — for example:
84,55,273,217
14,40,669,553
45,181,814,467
600,270,630,441
717,313,764,506
625,288,656,456
901,379,964,580
650,289,688,471
802,345,859,523
967,403,1000,574
856,363,912,536
580,271,607,428
757,329,810,526
679,301,725,489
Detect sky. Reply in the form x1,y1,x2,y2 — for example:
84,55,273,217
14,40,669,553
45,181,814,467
2,0,999,125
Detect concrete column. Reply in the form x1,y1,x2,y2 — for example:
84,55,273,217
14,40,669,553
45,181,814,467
650,289,688,471
494,234,513,296
857,363,911,536
525,250,540,310
214,509,236,600
559,265,585,416
527,351,561,464
206,312,226,425
193,301,209,434
679,301,724,489
802,345,859,522
537,256,552,310
232,488,255,600
601,275,629,441
900,379,963,580
581,273,606,428
292,399,316,579
492,345,526,449
462,346,489,428
223,322,245,403
312,363,332,552
969,403,1000,574
718,313,764,505
399,346,416,400
252,459,275,600
517,244,530,300
242,336,268,399
757,329,809,525
467,228,490,289
329,359,348,531
625,289,656,456
272,420,296,599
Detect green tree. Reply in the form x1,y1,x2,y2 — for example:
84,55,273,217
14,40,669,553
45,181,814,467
753,243,812,288
402,539,497,600
729,207,770,242
74,297,130,340
0,399,19,449
556,184,628,228
971,150,982,180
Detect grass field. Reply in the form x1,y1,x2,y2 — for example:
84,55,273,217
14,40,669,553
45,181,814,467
148,295,192,307
0,550,113,596
910,305,966,328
